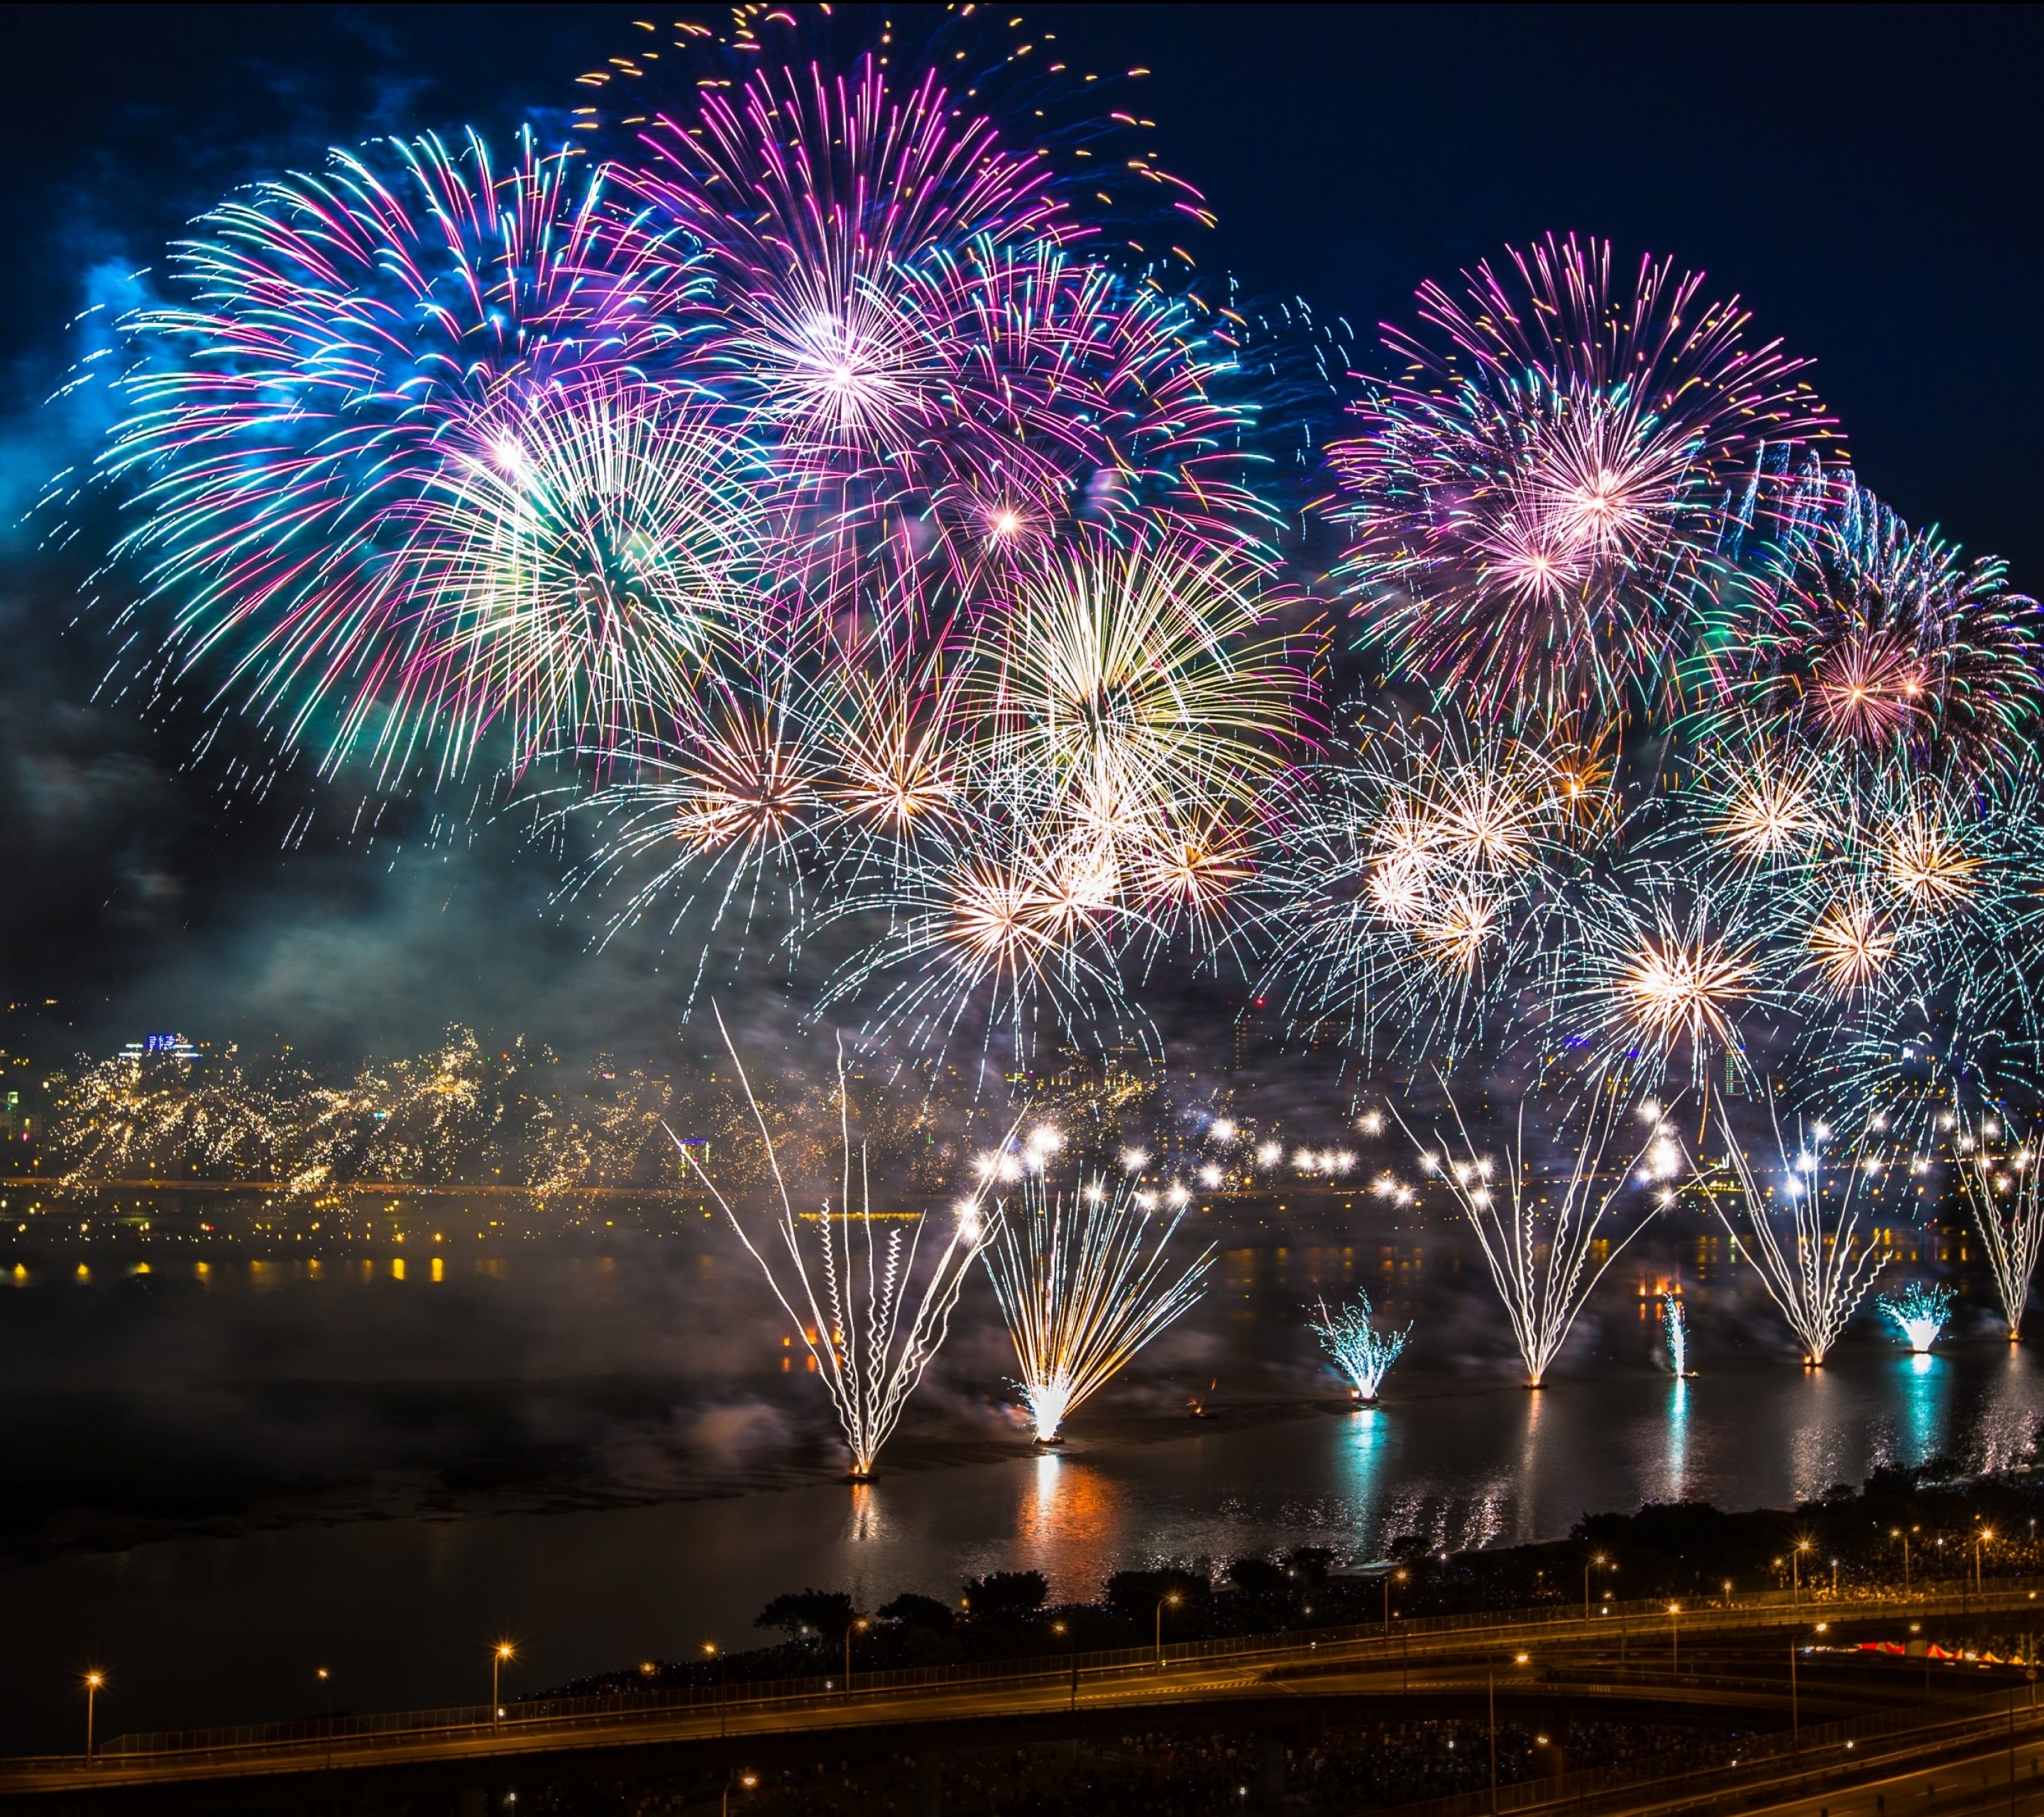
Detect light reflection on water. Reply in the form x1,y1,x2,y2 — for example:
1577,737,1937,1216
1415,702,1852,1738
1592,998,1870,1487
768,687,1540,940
4,1219,2043,1753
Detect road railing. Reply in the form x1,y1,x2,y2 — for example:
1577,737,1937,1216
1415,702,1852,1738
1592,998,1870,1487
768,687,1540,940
10,1577,2038,1789
1358,1675,2044,1817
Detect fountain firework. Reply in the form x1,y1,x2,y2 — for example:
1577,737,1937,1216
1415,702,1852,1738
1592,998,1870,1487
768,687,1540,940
984,1173,1213,1444
671,1009,995,1478
1878,1282,1953,1354
1309,1291,1412,1402
1957,1121,2044,1339
1663,1295,1691,1377
1402,1080,1670,1387
1712,1111,1889,1365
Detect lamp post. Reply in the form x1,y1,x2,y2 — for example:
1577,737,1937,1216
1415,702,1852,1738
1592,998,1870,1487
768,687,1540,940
1793,1538,1811,1607
722,1771,758,1817
83,1671,103,1760
704,1642,725,1738
1155,1593,1180,1667
1893,1527,1913,1594
1384,1569,1405,1634
1053,1620,1078,1713
317,1667,332,1772
1668,1603,1681,1676
491,1642,515,1728
1977,1528,1996,1594
1584,1554,1606,1620
843,1618,869,1694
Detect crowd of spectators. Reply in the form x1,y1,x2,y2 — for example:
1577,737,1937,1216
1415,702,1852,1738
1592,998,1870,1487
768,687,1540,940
500,1716,1752,1817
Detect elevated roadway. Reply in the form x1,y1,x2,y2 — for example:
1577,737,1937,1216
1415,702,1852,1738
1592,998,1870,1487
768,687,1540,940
2,1581,2035,1811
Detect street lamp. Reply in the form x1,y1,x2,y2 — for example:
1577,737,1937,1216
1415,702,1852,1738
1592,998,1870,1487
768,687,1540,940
1892,1527,1916,1594
1155,1592,1181,1666
1668,1603,1681,1675
722,1771,758,1817
1793,1538,1811,1606
843,1617,869,1692
1053,1620,1079,1713
1584,1554,1607,1620
491,1642,515,1727
1385,1568,1406,1633
317,1667,333,1772
1977,1528,1996,1593
83,1671,104,1760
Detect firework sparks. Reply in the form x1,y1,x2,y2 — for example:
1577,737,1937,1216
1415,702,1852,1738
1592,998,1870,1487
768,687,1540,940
1877,1282,1952,1354
1711,1111,1888,1366
1957,1121,2044,1341
1401,1081,1669,1388
1663,1295,1691,1378
1308,1291,1412,1401
984,1173,1212,1443
1332,232,1831,721
673,1010,995,1478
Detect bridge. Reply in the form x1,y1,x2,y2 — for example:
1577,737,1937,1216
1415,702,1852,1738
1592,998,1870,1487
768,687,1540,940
4,1579,2040,1812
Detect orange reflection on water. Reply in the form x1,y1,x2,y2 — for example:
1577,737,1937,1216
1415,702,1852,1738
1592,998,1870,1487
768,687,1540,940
1006,1450,1131,1598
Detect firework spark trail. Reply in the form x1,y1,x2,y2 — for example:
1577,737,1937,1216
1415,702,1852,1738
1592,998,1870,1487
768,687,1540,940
1332,232,1833,723
1957,1119,2044,1339
1878,1281,1952,1354
1308,1291,1411,1401
1256,710,1613,1075
1722,471,2043,772
1400,1081,1669,1388
1663,1295,1689,1377
82,128,722,785
671,1008,996,1478
1711,1110,1889,1365
983,1173,1212,1442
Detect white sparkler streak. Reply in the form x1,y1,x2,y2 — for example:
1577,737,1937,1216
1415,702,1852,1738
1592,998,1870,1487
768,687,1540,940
1711,1108,1889,1366
1957,1117,2044,1340
1663,1295,1689,1376
670,1006,1000,1478
984,1173,1212,1444
1399,1078,1670,1388
1309,1291,1412,1401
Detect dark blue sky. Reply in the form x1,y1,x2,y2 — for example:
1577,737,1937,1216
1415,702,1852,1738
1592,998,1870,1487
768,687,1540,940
0,2,2036,1053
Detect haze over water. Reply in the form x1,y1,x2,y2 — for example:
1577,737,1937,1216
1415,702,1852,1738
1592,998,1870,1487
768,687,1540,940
1,1203,2031,1755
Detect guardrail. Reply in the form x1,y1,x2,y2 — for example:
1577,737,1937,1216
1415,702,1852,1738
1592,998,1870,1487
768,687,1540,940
1367,1675,2044,1817
12,1576,2037,1785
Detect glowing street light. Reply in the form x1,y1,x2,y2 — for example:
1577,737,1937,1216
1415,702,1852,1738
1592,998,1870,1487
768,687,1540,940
82,1671,104,1760
491,1642,515,1728
1155,1592,1181,1666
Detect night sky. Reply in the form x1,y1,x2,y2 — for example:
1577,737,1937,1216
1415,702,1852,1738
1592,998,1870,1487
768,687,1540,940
1,3,2038,1067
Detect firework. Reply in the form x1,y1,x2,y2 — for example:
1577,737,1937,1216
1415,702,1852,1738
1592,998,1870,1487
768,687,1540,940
1257,710,1608,1074
1711,1111,1888,1365
1729,474,2042,772
814,530,1308,1060
1663,1295,1691,1378
983,1173,1213,1443
1308,1290,1412,1401
1957,1122,2044,1340
673,1011,995,1477
1559,883,1780,1092
1402,1080,1668,1388
1332,233,1831,722
88,129,730,784
1878,1282,1952,1354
